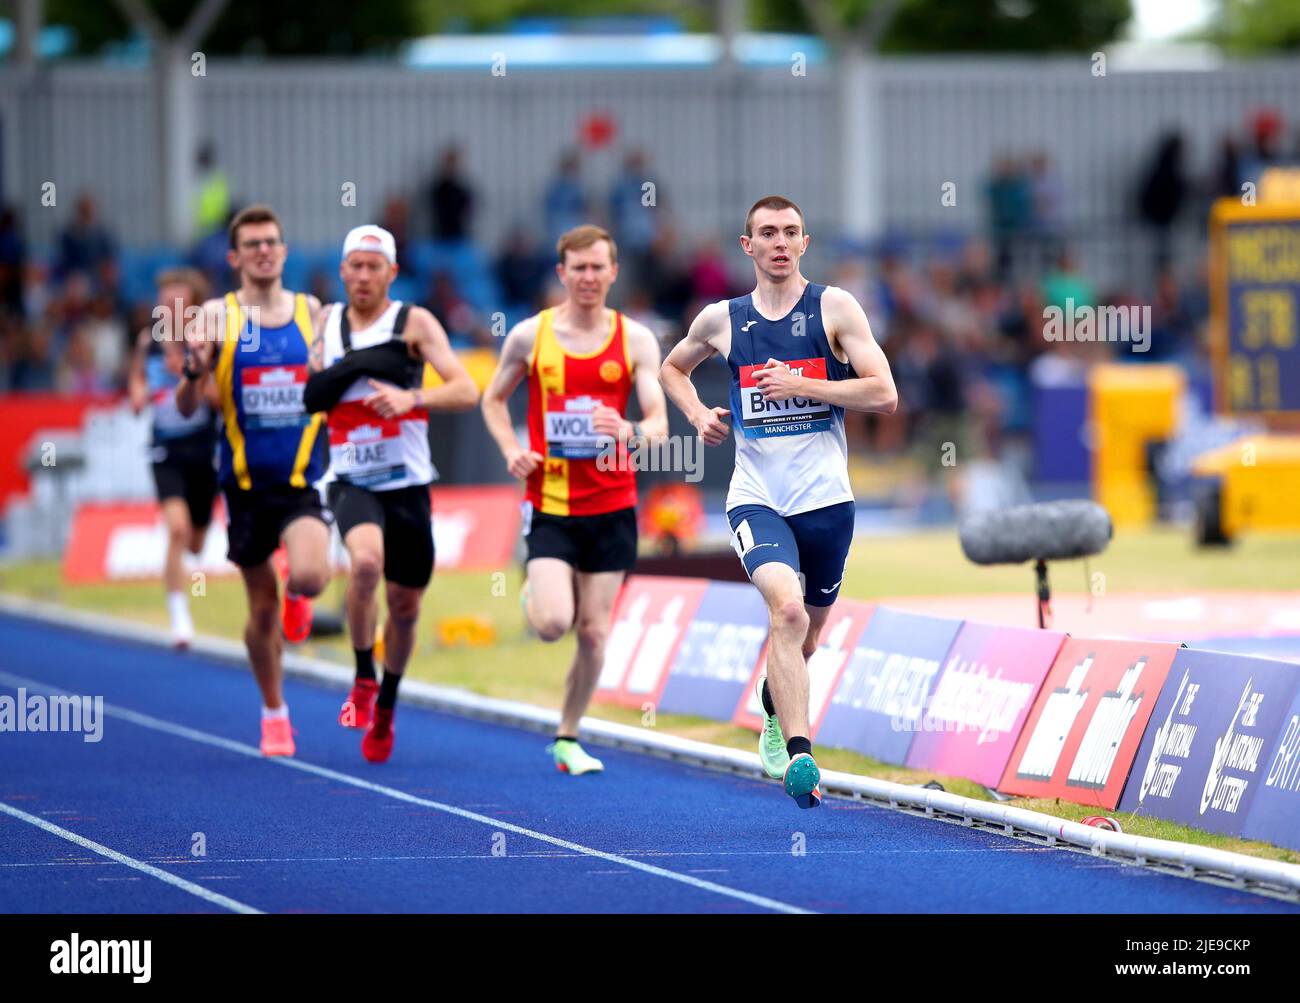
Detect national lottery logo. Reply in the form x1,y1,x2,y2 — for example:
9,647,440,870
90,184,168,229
1200,678,1265,816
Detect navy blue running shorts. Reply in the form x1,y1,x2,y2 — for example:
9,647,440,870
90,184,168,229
726,501,855,607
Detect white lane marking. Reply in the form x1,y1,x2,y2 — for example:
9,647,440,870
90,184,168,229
0,671,811,915
0,800,262,915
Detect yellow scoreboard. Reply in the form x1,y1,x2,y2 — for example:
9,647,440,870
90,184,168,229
1209,198,1300,418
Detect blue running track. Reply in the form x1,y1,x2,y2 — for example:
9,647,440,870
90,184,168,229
0,611,1295,914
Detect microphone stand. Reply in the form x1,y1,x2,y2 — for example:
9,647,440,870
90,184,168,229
1035,558,1051,629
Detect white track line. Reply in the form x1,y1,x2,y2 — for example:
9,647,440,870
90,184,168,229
0,800,262,915
0,671,810,915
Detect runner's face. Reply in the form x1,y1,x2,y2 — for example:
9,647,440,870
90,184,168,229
229,222,286,283
341,250,396,309
557,241,617,309
742,208,807,280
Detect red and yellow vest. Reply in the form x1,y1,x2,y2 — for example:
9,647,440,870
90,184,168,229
525,307,636,517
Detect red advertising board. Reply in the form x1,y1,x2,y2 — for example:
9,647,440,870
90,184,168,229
63,484,522,582
998,637,1179,809
732,600,875,738
594,576,708,709
0,393,119,510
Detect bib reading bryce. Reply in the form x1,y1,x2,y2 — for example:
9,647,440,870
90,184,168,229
738,357,833,438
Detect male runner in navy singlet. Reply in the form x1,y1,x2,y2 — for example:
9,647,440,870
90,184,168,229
660,196,898,809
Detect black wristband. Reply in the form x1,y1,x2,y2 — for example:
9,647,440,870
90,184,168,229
182,363,203,381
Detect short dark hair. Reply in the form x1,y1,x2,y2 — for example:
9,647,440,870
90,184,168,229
744,195,805,237
228,204,283,250
557,224,618,265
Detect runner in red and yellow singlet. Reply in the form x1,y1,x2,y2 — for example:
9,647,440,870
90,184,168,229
482,224,668,776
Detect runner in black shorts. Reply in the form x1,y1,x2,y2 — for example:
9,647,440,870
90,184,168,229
177,204,333,757
306,224,477,763
481,225,669,777
128,267,216,649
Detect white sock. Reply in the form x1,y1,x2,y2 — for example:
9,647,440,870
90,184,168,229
167,591,193,636
262,705,289,721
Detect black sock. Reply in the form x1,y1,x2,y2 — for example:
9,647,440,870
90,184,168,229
377,669,401,710
787,736,812,759
761,679,776,717
354,646,376,682
555,735,578,743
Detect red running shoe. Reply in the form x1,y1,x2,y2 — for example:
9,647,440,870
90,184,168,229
260,715,296,757
362,707,395,763
281,591,312,643
340,679,380,730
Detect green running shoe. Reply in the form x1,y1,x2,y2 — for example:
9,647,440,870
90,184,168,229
756,675,790,780
784,753,823,809
548,738,604,776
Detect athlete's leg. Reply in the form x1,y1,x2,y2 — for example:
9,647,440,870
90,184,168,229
161,497,193,594
750,562,811,740
524,557,577,641
802,603,833,661
239,559,285,708
558,570,623,736
343,523,384,651
281,514,330,599
380,580,423,677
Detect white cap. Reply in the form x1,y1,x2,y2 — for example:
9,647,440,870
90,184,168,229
341,224,397,265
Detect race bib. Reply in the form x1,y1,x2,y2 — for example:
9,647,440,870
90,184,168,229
738,357,832,438
240,365,308,430
329,402,408,488
544,393,615,459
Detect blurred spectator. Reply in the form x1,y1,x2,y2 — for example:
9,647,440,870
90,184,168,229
192,206,239,297
985,155,1032,279
1137,131,1188,272
425,271,480,349
495,226,548,313
0,206,24,316
1027,152,1065,268
1041,249,1095,316
544,151,587,248
429,146,474,241
380,195,412,269
688,239,731,302
1212,136,1242,200
609,149,659,287
193,141,231,240
10,323,57,391
57,193,116,280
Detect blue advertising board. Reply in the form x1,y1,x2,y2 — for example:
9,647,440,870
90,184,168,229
656,582,768,721
1119,648,1299,839
1243,685,1300,851
816,607,964,764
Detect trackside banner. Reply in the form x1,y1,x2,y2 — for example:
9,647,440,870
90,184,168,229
733,600,875,737
1118,648,1299,838
1242,685,1300,851
657,582,768,720
595,576,708,709
999,638,1178,809
63,485,521,582
904,622,1066,788
815,607,964,764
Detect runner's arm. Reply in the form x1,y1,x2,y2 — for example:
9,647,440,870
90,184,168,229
176,298,222,418
406,306,479,412
127,328,152,414
759,287,896,414
480,319,542,478
660,300,732,445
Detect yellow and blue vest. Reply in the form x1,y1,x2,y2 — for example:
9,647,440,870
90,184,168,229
215,291,326,490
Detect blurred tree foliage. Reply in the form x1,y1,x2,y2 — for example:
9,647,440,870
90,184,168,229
1208,0,1300,53
40,0,1137,56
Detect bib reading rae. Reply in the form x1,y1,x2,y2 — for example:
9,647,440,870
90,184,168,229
327,400,409,488
738,357,832,438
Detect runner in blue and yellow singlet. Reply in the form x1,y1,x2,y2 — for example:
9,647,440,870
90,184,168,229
176,204,333,757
